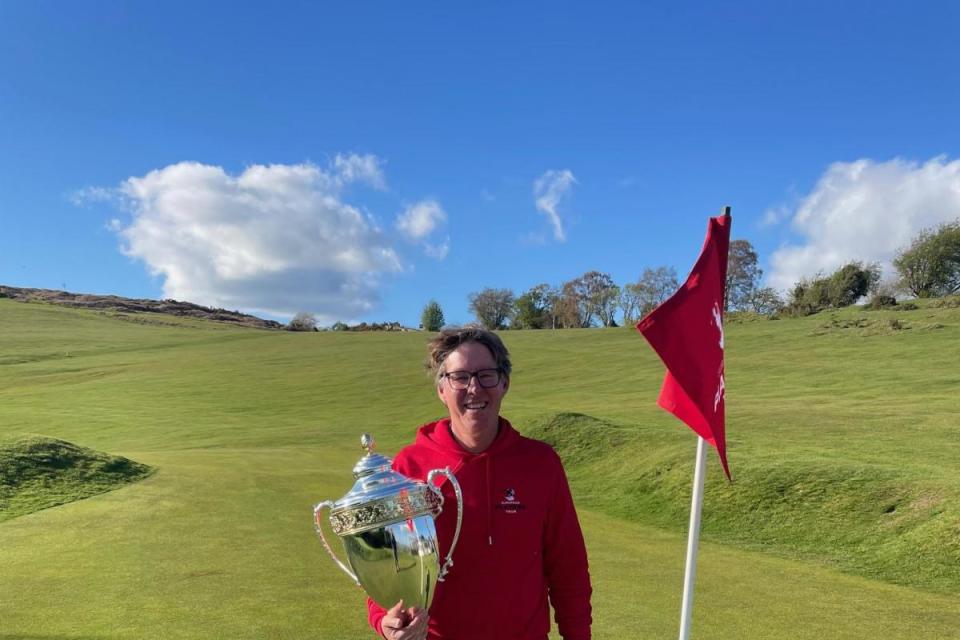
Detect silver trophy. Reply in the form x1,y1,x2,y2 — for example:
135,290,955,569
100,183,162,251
313,433,463,610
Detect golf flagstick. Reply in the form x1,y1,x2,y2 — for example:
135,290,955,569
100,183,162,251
678,436,708,640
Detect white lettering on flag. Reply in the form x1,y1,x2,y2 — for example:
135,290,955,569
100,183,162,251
712,301,724,412
714,373,725,412
712,302,724,350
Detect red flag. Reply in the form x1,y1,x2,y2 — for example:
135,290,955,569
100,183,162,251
637,212,732,480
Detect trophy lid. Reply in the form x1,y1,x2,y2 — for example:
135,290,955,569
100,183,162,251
332,433,434,511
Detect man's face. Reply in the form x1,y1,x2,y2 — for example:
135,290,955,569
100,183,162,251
437,342,509,437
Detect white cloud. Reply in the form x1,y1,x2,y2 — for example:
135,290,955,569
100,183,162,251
760,204,791,228
396,199,446,240
107,159,401,322
394,200,449,260
768,157,960,291
69,186,118,207
333,153,386,190
533,169,576,242
424,238,450,260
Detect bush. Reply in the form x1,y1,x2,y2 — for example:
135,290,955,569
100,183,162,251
287,312,318,332
928,295,960,309
785,262,880,315
827,262,880,307
865,294,898,310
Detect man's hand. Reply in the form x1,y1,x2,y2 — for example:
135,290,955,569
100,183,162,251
380,600,428,640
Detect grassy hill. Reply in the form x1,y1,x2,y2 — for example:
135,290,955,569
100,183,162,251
1,297,958,639
0,435,152,522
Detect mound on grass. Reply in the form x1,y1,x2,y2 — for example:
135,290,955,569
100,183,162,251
0,436,153,522
528,412,960,593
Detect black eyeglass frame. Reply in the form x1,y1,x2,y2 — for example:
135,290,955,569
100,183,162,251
442,368,503,390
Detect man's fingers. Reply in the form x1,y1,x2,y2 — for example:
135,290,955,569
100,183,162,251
386,599,405,615
385,606,427,640
408,609,428,633
393,623,427,640
382,600,406,627
381,600,409,637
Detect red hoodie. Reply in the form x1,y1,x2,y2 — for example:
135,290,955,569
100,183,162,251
367,418,592,640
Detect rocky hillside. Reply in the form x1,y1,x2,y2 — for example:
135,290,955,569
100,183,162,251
0,285,283,330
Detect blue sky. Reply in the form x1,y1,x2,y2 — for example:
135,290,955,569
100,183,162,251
3,1,959,326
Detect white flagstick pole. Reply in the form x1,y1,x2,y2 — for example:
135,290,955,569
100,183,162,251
678,435,708,640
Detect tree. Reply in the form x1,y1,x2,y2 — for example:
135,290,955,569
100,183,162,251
894,220,960,297
635,266,679,318
595,283,620,327
287,312,317,331
468,288,515,329
581,271,618,327
726,239,762,311
558,277,588,328
747,287,784,315
618,283,642,325
542,285,561,329
556,271,618,327
420,300,445,331
555,283,584,328
512,284,554,329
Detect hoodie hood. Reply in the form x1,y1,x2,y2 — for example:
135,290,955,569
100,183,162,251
413,417,521,468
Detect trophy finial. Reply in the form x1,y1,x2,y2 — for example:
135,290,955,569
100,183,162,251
361,433,374,454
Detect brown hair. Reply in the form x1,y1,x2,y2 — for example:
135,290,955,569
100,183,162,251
426,324,512,385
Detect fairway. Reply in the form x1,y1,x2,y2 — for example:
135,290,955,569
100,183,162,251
1,298,959,639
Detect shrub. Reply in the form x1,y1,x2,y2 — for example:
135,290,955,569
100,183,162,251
865,294,898,310
785,262,881,315
928,295,960,309
287,312,318,332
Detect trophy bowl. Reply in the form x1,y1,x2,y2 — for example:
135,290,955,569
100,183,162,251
313,433,463,611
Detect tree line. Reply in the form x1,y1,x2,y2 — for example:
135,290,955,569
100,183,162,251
455,239,768,330
428,238,769,331
417,219,960,331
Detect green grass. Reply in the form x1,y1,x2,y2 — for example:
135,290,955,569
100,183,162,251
1,297,959,638
0,436,152,522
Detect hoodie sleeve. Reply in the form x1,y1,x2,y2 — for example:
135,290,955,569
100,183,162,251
543,452,593,640
367,597,388,639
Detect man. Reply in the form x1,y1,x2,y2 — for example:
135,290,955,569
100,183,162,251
367,325,592,639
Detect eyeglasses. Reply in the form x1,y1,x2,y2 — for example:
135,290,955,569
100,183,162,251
443,368,503,390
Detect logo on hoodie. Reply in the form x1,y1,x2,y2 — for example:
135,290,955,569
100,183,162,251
497,487,526,514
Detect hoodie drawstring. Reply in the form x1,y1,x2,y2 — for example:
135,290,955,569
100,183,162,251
484,453,493,546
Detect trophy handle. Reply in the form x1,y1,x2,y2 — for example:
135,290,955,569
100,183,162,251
426,467,463,582
313,500,360,586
